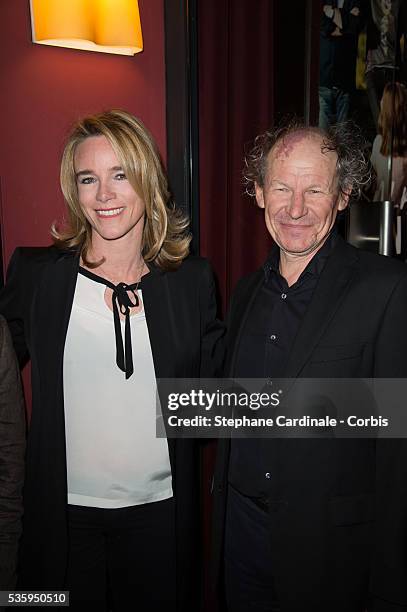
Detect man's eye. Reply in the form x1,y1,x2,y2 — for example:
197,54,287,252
308,189,322,194
275,187,289,192
78,176,95,185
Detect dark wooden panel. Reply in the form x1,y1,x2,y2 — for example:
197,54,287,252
164,0,200,254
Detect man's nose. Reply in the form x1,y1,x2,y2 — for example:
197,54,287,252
287,192,307,219
96,180,115,203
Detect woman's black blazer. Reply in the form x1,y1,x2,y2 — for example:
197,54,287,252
0,246,224,610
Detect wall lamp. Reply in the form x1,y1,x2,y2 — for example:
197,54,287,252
30,0,143,56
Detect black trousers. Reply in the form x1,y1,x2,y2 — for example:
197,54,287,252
64,497,176,611
224,485,280,612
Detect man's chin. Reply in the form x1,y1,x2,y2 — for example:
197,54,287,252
275,231,333,258
277,240,319,257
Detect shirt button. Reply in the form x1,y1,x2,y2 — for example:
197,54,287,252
270,334,277,341
265,472,271,479
281,293,287,300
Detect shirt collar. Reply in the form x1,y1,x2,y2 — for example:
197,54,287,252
264,228,338,282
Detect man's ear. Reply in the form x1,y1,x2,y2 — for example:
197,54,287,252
337,190,350,211
255,182,265,209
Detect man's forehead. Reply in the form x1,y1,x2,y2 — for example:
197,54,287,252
269,130,336,164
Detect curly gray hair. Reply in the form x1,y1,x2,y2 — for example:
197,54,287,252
243,120,371,199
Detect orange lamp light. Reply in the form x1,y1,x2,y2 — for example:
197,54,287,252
30,0,143,56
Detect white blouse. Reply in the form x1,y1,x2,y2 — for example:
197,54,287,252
63,272,173,508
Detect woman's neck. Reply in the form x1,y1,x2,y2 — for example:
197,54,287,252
86,232,147,284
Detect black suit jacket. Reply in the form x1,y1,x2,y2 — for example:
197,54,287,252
212,237,407,612
0,315,25,591
0,246,224,610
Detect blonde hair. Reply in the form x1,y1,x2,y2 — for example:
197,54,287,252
53,109,191,269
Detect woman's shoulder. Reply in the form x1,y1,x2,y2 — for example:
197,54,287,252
177,255,212,272
5,246,78,288
154,255,215,289
170,255,214,280
9,245,76,269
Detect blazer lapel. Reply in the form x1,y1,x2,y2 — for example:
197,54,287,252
34,251,79,393
142,268,176,379
141,268,178,465
283,238,359,378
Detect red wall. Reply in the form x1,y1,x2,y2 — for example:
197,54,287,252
0,0,166,267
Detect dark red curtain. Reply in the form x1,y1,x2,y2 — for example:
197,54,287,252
198,0,274,314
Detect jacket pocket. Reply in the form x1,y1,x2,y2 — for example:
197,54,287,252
310,343,366,363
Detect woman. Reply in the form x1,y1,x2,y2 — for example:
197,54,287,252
370,81,407,205
0,110,224,610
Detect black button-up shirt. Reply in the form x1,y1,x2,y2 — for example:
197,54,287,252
229,231,338,499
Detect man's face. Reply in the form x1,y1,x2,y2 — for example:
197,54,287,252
255,133,349,258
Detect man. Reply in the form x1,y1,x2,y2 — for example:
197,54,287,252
319,0,363,129
0,315,25,590
211,122,407,612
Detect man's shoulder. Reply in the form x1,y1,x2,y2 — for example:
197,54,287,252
338,240,407,284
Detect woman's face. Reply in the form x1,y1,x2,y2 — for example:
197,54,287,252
74,135,145,246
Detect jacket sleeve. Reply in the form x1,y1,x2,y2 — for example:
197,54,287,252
369,271,407,609
0,249,30,367
0,316,25,590
198,261,225,378
373,270,407,378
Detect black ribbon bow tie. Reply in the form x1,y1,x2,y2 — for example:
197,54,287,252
79,267,141,379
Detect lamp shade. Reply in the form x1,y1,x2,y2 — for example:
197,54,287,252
30,0,143,56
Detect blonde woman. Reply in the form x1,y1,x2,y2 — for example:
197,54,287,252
0,110,224,611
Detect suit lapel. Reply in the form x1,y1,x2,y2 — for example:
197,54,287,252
283,238,359,378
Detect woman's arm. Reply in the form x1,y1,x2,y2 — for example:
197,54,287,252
198,261,225,378
0,316,25,589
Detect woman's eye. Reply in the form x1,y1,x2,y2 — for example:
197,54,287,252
78,176,95,185
115,173,127,180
